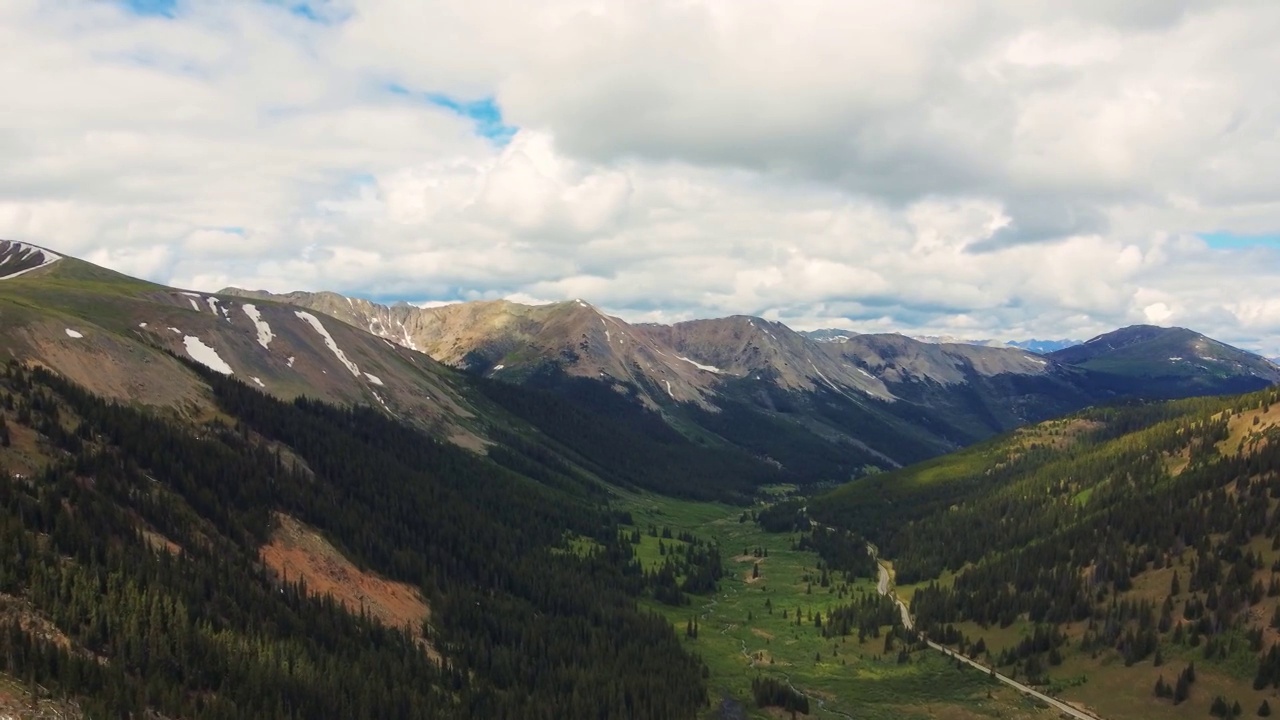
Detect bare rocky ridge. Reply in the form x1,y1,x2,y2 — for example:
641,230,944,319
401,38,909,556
222,289,1063,407
218,286,1280,471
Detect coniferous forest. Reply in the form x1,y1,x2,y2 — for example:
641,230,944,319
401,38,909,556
0,360,707,719
6,332,1280,718
813,386,1280,710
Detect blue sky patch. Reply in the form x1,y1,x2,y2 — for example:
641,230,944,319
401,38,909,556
262,0,348,24
120,0,177,17
388,84,517,146
120,0,342,23
1199,231,1280,249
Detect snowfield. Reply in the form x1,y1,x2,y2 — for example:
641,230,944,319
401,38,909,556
64,328,83,339
207,297,232,321
242,304,274,349
364,372,384,386
183,336,233,375
295,311,360,376
677,356,724,374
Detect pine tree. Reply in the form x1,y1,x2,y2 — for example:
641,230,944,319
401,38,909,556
1174,673,1189,704
1153,675,1168,698
1259,699,1272,717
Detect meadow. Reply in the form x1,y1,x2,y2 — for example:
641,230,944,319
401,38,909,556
618,492,1057,719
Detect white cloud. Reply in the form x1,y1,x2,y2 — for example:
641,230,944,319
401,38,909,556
0,0,1278,355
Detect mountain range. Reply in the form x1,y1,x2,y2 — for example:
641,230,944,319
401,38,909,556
3,238,1277,488
224,283,1280,479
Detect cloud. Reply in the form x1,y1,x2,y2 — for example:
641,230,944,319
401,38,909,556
0,0,1279,356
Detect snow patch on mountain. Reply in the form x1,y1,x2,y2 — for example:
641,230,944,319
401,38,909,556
242,304,274,349
64,328,83,339
677,356,723,374
0,241,62,280
183,336,233,375
295,311,360,376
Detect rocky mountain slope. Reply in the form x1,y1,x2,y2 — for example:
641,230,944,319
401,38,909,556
225,289,1066,405
224,286,1280,478
7,238,1273,484
0,240,489,448
0,240,785,501
1048,324,1280,396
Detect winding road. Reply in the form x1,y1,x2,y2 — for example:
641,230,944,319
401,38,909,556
869,545,1104,720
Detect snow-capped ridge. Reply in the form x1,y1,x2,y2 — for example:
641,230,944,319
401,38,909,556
0,240,62,280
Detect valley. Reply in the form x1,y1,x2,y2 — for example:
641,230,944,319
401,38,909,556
1,239,1280,718
615,493,1059,719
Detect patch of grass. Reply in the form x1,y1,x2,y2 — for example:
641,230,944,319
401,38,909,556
554,533,604,558
619,492,1057,719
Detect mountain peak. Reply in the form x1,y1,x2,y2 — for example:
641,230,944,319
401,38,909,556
1049,324,1280,395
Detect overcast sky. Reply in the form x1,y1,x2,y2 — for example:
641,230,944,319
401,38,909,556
2,1,1279,354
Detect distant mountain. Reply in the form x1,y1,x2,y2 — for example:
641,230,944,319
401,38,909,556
1005,338,1080,354
909,334,1006,348
909,335,1080,354
803,328,859,343
806,329,1080,355
1047,324,1280,397
224,288,1280,480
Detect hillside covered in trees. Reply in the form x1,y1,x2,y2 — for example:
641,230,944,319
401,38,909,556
0,360,711,719
813,386,1280,717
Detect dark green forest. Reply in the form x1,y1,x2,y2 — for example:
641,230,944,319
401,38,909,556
0,360,710,719
813,386,1280,703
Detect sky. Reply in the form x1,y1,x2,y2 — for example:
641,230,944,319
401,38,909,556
1,1,1279,355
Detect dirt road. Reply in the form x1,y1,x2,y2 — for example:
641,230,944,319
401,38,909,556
867,544,1102,720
